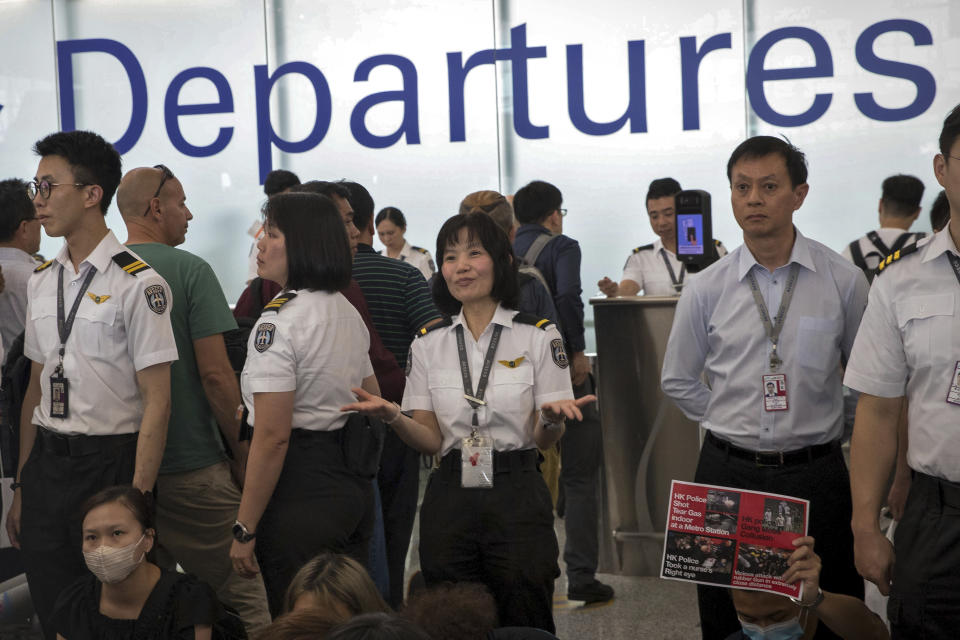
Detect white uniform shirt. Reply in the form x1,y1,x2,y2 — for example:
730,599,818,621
23,231,179,435
661,229,869,451
397,241,435,281
841,227,926,273
621,238,727,296
402,304,574,456
843,228,960,481
242,289,373,432
0,247,38,353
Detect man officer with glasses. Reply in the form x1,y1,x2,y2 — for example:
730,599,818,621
0,178,42,354
4,130,177,639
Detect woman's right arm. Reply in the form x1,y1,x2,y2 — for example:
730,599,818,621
342,389,442,455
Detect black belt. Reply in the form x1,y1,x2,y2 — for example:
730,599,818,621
290,427,342,443
705,431,839,468
36,427,137,457
913,472,960,509
438,448,540,475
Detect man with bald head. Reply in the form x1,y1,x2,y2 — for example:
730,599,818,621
116,165,271,633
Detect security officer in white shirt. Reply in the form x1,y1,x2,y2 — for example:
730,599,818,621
230,192,377,617
344,212,593,634
375,206,436,280
846,104,960,638
661,137,869,640
0,178,42,353
600,178,726,297
5,130,177,639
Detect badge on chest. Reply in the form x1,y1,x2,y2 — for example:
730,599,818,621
461,434,494,488
762,373,788,412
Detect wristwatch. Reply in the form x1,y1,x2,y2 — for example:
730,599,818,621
232,520,256,543
790,587,824,609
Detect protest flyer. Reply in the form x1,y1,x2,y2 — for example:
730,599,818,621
660,480,809,598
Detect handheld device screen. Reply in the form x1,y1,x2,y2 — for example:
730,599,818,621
677,213,704,256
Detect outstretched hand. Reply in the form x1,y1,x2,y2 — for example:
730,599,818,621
341,387,399,423
541,395,597,424
780,536,821,604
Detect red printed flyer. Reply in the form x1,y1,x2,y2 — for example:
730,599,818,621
660,480,809,598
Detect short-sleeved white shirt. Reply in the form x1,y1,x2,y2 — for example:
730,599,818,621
23,231,179,435
0,247,38,353
242,289,374,432
844,228,960,481
397,241,435,281
402,304,574,456
621,238,727,296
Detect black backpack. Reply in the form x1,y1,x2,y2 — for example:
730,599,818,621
1,332,30,478
849,231,926,283
223,278,266,442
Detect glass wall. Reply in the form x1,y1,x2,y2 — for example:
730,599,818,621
1,0,956,350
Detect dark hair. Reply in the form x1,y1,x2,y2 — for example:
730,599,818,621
930,189,950,232
291,180,351,201
881,174,924,216
264,192,352,292
402,583,497,640
646,177,682,203
939,103,960,157
340,181,375,231
283,553,390,615
726,136,808,189
326,613,431,640
264,169,301,196
81,485,154,533
513,180,562,225
0,178,35,242
375,207,406,230
431,212,519,315
33,130,122,215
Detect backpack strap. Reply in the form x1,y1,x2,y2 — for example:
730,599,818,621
890,232,916,254
522,232,557,267
866,231,891,256
848,240,867,273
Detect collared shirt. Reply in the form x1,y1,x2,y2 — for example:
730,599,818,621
841,226,926,274
0,247,38,354
661,229,869,451
513,224,585,353
621,238,729,297
402,304,574,457
23,231,179,435
844,227,960,481
242,289,373,432
395,241,435,281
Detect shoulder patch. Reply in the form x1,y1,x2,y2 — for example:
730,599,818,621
254,322,277,352
112,251,152,276
415,317,452,338
874,242,920,277
633,244,654,254
34,259,54,273
513,312,553,330
261,292,299,313
412,246,429,254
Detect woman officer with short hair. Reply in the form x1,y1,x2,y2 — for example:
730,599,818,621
344,212,594,633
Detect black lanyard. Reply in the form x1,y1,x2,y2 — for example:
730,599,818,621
455,323,503,431
56,264,97,376
949,253,960,287
745,263,800,372
660,248,686,292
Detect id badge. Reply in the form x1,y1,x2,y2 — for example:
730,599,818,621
461,436,494,489
762,373,788,412
50,375,70,418
947,361,960,407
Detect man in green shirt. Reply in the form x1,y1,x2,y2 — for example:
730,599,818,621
116,165,270,633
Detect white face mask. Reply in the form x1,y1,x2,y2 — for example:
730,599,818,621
83,533,146,584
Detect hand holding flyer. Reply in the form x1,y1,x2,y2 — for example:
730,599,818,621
661,480,809,598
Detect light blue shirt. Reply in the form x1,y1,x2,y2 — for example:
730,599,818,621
661,229,869,451
0,247,37,354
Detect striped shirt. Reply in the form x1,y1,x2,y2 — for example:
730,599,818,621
352,243,442,369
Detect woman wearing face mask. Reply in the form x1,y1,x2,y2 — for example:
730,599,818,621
728,537,888,640
343,212,594,634
51,485,225,640
375,207,435,281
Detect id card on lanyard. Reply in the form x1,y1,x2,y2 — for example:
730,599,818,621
747,263,800,412
51,264,98,419
946,255,960,407
456,324,502,488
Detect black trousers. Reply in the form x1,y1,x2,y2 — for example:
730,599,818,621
889,472,960,639
256,428,375,617
694,434,863,640
376,429,420,607
419,449,560,633
19,429,137,640
560,377,604,586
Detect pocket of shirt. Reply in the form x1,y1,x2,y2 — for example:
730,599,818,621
29,296,58,355
795,316,840,372
895,293,955,362
489,366,535,412
73,301,119,355
427,369,465,414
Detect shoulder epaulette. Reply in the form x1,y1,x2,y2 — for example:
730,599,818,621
513,312,553,330
875,242,919,277
262,292,299,313
412,246,429,254
714,239,724,247
633,244,654,254
415,317,452,338
112,251,152,276
33,259,54,273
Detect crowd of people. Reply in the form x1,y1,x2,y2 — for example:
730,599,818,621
0,96,957,640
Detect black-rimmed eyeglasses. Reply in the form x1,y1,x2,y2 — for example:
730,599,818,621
26,179,91,201
143,164,174,216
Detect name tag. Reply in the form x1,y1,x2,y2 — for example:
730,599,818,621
461,436,494,489
50,375,70,419
762,374,788,412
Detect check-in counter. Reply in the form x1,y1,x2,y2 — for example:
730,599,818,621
590,296,701,576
